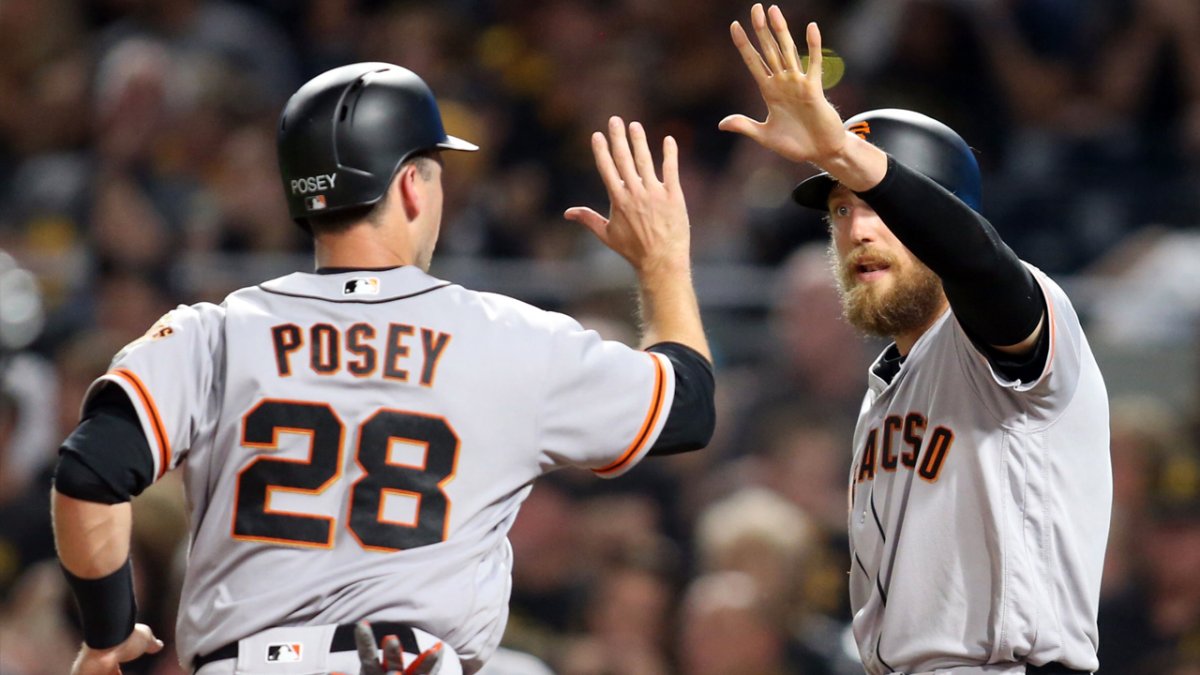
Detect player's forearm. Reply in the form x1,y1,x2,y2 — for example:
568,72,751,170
54,491,142,651
53,492,132,577
636,264,711,362
857,158,1043,349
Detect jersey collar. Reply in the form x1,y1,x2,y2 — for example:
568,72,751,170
258,266,453,304
866,307,953,394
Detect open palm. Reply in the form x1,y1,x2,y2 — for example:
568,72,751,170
719,4,847,165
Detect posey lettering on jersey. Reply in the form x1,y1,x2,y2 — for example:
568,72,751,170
270,322,451,386
855,412,954,483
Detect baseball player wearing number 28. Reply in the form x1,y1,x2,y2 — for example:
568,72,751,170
50,63,714,675
723,5,1112,675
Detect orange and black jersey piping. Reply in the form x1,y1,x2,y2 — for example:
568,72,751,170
641,341,714,456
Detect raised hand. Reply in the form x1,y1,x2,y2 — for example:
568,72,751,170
719,4,847,165
566,115,709,358
565,116,690,279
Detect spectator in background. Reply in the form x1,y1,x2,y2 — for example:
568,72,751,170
763,243,873,410
693,486,857,674
505,479,589,646
1102,395,1194,599
556,561,676,675
1099,438,1200,674
91,0,299,104
0,250,56,597
677,571,796,675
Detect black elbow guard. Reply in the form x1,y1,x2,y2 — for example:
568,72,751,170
645,342,716,456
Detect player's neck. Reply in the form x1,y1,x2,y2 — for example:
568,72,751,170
313,224,417,270
892,299,950,356
893,330,922,357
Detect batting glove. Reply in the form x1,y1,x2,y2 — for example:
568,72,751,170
352,621,444,675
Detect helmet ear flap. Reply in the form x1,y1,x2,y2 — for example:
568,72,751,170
276,63,477,227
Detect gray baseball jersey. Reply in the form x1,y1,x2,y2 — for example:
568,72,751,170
86,266,675,672
847,266,1110,674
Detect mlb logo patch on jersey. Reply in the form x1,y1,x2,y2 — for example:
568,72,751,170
305,195,327,211
266,642,303,663
343,277,380,296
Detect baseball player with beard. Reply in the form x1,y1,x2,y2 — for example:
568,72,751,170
722,5,1111,674
51,63,714,675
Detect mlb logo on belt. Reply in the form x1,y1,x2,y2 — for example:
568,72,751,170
305,195,327,211
266,642,303,662
344,277,381,296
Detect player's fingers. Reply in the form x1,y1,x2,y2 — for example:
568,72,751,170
134,624,164,652
381,635,404,672
661,135,680,192
769,5,801,72
805,22,823,83
354,622,383,674
751,3,784,74
115,624,163,662
563,207,609,237
588,131,624,199
628,122,660,185
730,21,770,84
404,643,444,675
607,116,642,191
717,114,763,141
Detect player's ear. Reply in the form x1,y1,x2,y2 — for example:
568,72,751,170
396,164,423,221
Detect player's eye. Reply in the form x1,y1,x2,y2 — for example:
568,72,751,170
832,204,851,218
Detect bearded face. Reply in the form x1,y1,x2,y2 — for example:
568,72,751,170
822,184,949,341
828,242,945,338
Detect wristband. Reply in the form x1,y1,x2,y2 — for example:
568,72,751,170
61,559,137,649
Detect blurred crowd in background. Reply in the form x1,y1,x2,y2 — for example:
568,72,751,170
1,0,1198,674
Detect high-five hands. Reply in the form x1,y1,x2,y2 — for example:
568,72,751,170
565,116,691,279
718,3,848,166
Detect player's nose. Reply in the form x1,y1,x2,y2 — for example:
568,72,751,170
846,209,882,245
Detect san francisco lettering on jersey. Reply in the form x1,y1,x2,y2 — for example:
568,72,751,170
855,412,954,483
270,322,451,386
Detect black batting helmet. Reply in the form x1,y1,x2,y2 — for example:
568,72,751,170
791,108,981,212
277,62,478,223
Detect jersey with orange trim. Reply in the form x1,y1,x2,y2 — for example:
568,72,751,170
85,266,675,672
846,266,1110,675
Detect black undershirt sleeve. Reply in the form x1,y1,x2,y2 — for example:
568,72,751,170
54,385,155,504
855,157,1048,370
645,342,715,456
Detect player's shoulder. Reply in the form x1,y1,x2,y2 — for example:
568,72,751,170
1019,261,1077,312
455,287,584,335
114,301,225,362
149,300,226,332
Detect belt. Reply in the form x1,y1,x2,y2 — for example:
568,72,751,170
1026,664,1090,675
193,621,418,671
